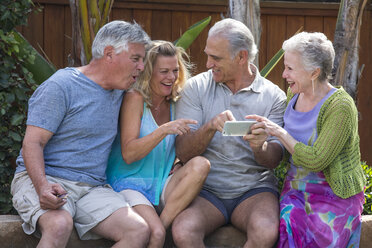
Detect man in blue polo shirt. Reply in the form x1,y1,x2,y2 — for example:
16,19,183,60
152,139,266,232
11,21,151,247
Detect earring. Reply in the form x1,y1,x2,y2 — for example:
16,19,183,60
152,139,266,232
312,79,315,95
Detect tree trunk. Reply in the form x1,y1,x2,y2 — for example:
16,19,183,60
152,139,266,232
69,0,114,66
69,0,83,66
332,0,367,101
228,0,261,67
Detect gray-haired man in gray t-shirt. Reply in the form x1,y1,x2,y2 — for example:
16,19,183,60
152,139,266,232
172,18,286,247
11,21,152,247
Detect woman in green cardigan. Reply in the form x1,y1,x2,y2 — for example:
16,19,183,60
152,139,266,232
246,32,365,247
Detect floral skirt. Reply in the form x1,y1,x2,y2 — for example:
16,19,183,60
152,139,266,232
278,175,364,248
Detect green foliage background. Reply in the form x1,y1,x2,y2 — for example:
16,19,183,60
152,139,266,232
362,163,372,215
0,0,39,214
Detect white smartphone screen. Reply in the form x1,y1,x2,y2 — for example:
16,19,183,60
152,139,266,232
222,120,257,136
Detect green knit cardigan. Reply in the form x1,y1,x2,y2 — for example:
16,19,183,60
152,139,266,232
285,87,366,199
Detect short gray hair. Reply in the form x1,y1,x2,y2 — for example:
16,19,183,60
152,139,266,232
282,32,335,82
92,20,150,59
208,18,258,62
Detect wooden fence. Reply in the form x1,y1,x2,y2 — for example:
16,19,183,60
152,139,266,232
20,0,372,164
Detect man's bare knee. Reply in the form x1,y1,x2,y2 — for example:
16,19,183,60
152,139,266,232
247,217,278,246
39,211,73,235
190,156,211,172
172,215,202,246
127,221,150,243
38,211,73,247
116,217,150,244
151,225,166,245
186,156,211,179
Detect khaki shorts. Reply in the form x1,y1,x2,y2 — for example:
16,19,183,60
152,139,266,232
11,171,129,240
119,175,173,212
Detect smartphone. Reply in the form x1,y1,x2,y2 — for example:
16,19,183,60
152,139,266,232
57,193,68,199
222,120,257,136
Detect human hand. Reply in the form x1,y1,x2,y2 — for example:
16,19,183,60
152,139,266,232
161,119,198,136
243,115,284,149
38,182,68,210
209,110,236,133
245,114,285,137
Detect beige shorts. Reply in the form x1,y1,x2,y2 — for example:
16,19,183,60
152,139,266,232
11,171,129,240
119,175,173,212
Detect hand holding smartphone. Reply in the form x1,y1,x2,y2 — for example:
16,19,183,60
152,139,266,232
222,120,257,136
57,193,68,200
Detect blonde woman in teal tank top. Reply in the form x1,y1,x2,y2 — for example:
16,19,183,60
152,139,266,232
106,41,210,248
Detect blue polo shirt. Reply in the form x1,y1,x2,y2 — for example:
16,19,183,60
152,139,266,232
16,67,124,186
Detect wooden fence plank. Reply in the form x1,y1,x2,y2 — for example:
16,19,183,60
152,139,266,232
286,15,304,38
259,15,267,71
357,9,372,164
112,8,133,22
304,16,324,33
266,15,286,90
151,10,172,41
188,12,212,74
133,9,153,37
23,8,44,56
113,2,227,12
64,5,72,67
43,4,65,69
323,16,337,41
171,11,191,43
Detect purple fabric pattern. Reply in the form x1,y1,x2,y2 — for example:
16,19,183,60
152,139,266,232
278,89,364,248
278,171,364,248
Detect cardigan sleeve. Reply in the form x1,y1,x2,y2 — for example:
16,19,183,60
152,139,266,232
291,91,356,172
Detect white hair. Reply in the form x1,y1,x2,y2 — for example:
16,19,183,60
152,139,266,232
208,18,258,62
92,20,150,59
282,32,335,81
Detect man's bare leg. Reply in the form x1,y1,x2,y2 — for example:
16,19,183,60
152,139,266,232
231,192,279,248
172,196,225,248
91,207,150,248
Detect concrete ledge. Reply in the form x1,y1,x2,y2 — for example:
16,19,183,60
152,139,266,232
1,215,371,247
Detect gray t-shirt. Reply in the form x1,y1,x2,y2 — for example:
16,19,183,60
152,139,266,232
176,66,286,199
16,68,124,186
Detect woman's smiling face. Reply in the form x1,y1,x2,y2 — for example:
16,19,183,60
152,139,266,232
150,55,179,97
282,51,313,95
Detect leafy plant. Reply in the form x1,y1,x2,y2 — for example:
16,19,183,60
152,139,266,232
0,0,40,214
12,30,56,85
260,26,303,78
174,16,211,49
0,0,33,33
69,0,114,65
362,162,372,215
260,48,285,78
274,159,287,193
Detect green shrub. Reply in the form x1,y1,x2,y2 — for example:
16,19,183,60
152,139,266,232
274,159,287,193
362,162,372,215
0,0,39,214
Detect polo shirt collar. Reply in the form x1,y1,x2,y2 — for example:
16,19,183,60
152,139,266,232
238,64,264,93
214,64,265,94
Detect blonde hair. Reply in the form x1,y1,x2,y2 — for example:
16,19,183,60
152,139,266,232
132,40,192,106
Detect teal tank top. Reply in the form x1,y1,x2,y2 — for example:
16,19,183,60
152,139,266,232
106,102,176,205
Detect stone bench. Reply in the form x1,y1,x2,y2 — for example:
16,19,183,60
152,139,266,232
1,215,371,247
